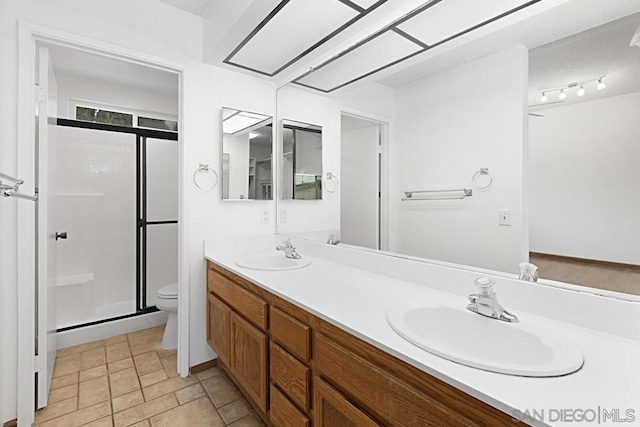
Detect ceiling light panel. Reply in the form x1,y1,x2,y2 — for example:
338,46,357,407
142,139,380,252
296,30,422,92
227,0,359,75
349,0,381,9
398,0,532,46
223,112,271,134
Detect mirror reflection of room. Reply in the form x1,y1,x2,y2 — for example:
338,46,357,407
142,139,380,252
222,108,273,200
282,119,323,200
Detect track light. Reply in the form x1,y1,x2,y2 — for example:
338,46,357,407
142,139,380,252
540,92,548,103
577,86,585,97
597,78,606,90
559,89,566,100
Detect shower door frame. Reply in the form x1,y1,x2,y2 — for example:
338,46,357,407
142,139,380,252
17,22,188,427
53,118,179,331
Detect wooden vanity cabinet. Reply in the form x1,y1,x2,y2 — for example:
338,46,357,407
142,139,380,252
206,260,518,427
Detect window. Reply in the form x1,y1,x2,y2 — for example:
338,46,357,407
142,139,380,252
138,116,178,132
76,106,133,127
73,101,178,133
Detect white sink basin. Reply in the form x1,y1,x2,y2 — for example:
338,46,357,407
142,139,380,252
235,254,311,271
387,305,583,377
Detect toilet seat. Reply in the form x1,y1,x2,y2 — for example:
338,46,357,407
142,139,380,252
157,283,178,299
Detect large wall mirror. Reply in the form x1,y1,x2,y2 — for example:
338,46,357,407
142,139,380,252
222,108,273,200
275,2,640,299
282,119,323,200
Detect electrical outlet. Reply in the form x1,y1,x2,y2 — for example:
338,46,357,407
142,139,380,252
280,209,288,223
261,209,269,224
498,209,511,226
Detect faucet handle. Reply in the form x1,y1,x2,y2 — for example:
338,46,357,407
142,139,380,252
473,276,495,296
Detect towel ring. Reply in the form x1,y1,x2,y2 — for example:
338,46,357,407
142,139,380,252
193,163,218,191
472,168,493,190
324,172,339,193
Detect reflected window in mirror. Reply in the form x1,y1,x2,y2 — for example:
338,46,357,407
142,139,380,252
282,119,323,200
222,108,273,200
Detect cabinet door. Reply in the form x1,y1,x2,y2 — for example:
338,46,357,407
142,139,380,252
314,377,380,427
230,311,268,412
207,293,231,366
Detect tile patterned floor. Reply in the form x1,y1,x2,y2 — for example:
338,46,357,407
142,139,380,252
33,326,266,427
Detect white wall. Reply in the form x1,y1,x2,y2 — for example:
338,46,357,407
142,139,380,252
529,91,640,265
0,0,276,422
390,45,528,274
56,72,178,119
341,122,379,249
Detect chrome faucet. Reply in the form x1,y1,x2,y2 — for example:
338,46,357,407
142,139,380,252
518,262,538,282
466,276,519,323
276,239,302,259
327,234,341,245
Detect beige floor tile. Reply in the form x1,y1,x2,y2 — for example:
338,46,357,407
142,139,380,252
159,354,177,379
128,333,163,357
56,341,105,359
109,367,140,398
194,366,221,381
133,352,163,376
106,342,132,363
39,401,111,427
129,421,150,427
50,372,78,391
113,394,178,427
112,390,145,413
78,376,110,409
139,370,167,388
81,416,112,427
142,376,198,401
228,414,266,427
149,397,223,427
201,376,240,408
105,334,128,346
48,383,78,404
218,399,251,425
53,354,81,378
155,348,176,359
174,383,206,405
108,357,134,374
80,348,106,371
34,397,78,424
79,365,107,383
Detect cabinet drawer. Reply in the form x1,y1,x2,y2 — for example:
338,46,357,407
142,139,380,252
270,342,310,411
316,334,476,427
314,377,379,427
270,384,310,427
270,307,311,362
209,268,267,331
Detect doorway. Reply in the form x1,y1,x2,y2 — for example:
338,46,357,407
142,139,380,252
340,113,384,250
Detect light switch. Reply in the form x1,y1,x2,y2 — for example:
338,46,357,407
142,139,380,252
498,209,511,226
280,209,288,223
261,209,269,224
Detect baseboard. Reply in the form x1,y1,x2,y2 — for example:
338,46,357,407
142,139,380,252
3,419,17,427
56,311,168,349
530,252,640,271
190,359,217,374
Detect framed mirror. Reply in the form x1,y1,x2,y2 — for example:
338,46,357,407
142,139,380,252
274,2,640,300
221,108,273,200
282,119,323,200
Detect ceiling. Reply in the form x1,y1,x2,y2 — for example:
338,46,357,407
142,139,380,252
529,13,640,111
156,0,217,16
46,44,179,97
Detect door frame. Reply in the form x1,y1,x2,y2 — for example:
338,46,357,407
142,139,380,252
16,21,189,426
338,107,391,251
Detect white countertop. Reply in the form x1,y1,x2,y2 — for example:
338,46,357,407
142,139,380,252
204,238,640,426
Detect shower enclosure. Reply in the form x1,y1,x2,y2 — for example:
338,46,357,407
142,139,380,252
54,119,178,331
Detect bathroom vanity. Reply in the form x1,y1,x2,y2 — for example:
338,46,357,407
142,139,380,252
206,259,516,426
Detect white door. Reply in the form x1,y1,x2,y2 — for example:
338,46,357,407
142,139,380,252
36,45,58,408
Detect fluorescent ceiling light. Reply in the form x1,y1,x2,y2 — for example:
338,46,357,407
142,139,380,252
249,132,259,139
228,0,358,75
350,0,380,8
296,30,422,92
398,0,530,46
223,111,270,134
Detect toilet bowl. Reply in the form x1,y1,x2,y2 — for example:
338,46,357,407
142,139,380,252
156,283,178,350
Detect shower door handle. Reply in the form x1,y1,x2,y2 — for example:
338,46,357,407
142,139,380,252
55,231,67,241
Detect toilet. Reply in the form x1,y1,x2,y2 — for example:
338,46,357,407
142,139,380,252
156,283,178,350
